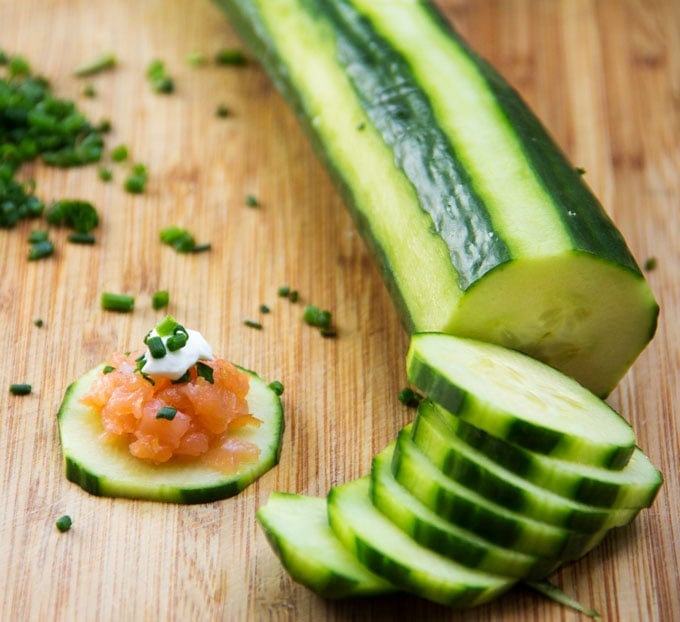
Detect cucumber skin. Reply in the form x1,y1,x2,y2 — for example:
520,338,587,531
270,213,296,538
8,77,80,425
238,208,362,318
57,364,284,504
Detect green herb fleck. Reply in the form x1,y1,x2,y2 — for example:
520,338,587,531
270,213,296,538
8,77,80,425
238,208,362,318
259,304,270,314
33,318,44,328
102,365,115,374
644,257,657,272
81,83,96,98
245,194,259,207
160,225,209,253
28,239,55,261
111,144,128,162
166,331,188,352
55,515,72,532
67,232,96,245
244,319,263,330
146,59,174,94
196,361,215,384
28,230,48,243
98,167,113,182
216,104,230,118
9,383,32,395
152,290,170,310
101,292,134,312
73,53,116,77
215,49,247,66
398,387,423,408
187,51,207,67
146,335,167,359
268,380,284,396
124,163,148,194
288,290,299,303
45,200,98,233
156,406,177,420
575,167,586,176
277,285,291,298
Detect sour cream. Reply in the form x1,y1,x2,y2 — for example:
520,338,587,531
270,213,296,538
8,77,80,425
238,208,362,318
141,327,214,380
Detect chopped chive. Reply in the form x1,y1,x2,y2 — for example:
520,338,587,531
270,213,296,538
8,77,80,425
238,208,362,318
9,383,32,395
33,318,44,328
102,365,115,374
28,239,55,261
575,167,587,176
268,380,284,396
288,290,299,303
320,327,337,338
98,167,113,181
155,315,180,337
101,292,135,312
259,304,270,314
55,515,73,532
216,104,231,118
147,59,174,94
110,144,128,162
303,305,320,325
81,83,96,98
74,53,116,77
146,335,167,359
644,257,657,272
166,331,188,351
152,290,169,310
7,55,30,77
245,194,259,207
156,406,177,420
28,230,48,243
244,319,263,330
196,361,214,384
45,200,98,233
67,232,96,244
277,285,291,298
215,49,247,66
187,51,207,67
191,243,212,253
124,169,147,194
398,387,423,408
171,370,191,384
303,305,333,330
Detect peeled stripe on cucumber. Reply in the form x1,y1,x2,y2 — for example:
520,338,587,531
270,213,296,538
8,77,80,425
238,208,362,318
215,0,658,396
57,364,284,504
406,333,636,469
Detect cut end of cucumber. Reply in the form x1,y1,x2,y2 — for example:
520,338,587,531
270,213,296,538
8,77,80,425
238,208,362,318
445,253,658,397
406,333,636,469
57,363,284,504
256,492,395,598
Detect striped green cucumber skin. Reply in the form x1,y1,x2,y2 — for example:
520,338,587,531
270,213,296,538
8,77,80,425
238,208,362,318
215,0,658,396
371,443,557,581
327,476,515,608
449,410,662,510
392,428,606,560
406,333,636,469
58,364,284,504
256,493,395,598
412,400,638,532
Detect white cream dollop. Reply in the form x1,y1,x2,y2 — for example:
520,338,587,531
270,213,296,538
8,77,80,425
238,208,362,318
141,328,214,380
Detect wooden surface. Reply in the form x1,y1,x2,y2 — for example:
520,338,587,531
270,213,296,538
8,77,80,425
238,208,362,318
1,1,678,620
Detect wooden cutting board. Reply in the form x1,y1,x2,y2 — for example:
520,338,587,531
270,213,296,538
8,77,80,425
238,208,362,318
1,1,678,620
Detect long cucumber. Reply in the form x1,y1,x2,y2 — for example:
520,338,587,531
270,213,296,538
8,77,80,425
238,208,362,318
215,0,658,396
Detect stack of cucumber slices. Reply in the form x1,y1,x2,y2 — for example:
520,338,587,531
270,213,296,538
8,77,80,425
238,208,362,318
257,333,662,609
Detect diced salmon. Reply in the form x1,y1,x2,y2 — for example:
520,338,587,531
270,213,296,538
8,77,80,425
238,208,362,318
80,353,259,471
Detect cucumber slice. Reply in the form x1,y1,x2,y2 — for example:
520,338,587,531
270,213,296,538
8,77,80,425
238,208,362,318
392,428,605,559
57,364,284,503
406,333,635,469
327,476,515,608
256,492,395,598
449,408,662,509
370,442,557,580
412,400,639,531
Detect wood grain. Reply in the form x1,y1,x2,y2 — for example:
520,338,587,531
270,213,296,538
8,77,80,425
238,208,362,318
1,1,678,620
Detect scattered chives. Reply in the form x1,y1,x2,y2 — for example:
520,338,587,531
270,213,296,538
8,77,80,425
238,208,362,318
215,49,247,66
146,59,174,94
102,365,116,374
196,361,215,384
67,232,96,244
245,194,259,207
81,83,96,98
98,167,113,181
152,290,169,310
288,290,299,303
644,257,657,272
187,51,207,67
216,104,230,118
277,285,291,298
9,383,32,395
110,144,128,162
259,304,270,314
156,406,177,420
101,292,135,312
28,239,55,261
124,163,148,194
166,331,188,352
73,53,116,77
28,230,48,243
33,318,44,328
244,319,263,330
146,335,167,359
45,199,99,233
55,515,73,532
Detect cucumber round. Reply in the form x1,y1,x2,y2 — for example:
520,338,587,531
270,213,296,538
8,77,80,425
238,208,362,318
57,363,284,504
370,443,557,580
406,333,636,469
392,428,605,560
256,492,395,598
412,400,639,531
447,406,662,510
327,476,515,608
